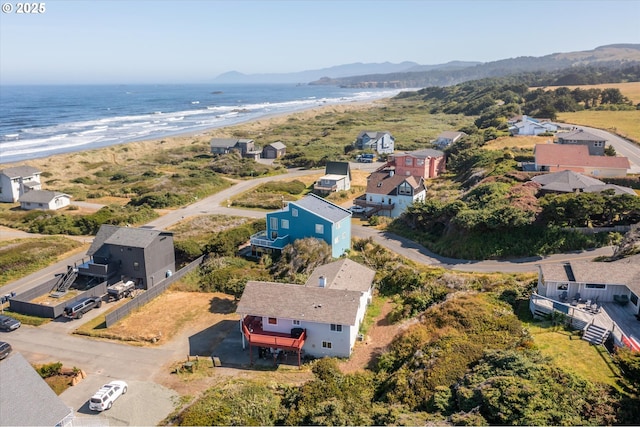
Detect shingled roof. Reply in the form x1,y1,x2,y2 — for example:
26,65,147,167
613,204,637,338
0,165,40,178
87,224,172,256
237,281,362,325
18,190,69,204
534,144,630,170
305,258,375,293
366,170,425,195
539,254,640,295
293,193,351,223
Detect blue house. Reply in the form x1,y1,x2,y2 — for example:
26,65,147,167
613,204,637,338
250,194,352,258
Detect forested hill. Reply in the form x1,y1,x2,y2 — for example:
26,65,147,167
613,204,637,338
309,44,640,88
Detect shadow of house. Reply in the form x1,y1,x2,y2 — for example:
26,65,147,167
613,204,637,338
78,225,176,290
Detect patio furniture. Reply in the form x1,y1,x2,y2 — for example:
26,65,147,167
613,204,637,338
573,292,581,302
559,291,568,302
614,294,629,306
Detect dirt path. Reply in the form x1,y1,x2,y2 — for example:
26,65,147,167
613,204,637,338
339,299,401,374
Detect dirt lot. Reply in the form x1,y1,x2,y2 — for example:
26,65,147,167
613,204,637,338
97,289,402,395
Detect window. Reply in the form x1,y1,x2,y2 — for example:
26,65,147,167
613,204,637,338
557,284,568,290
293,320,300,326
322,341,332,349
281,219,289,229
631,293,638,305
268,317,277,325
292,208,298,217
270,217,278,230
417,159,425,166
585,284,606,289
405,157,413,166
330,324,342,332
398,182,412,195
315,224,324,234
594,141,604,147
335,237,339,244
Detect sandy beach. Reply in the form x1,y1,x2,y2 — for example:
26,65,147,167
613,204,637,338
5,100,385,185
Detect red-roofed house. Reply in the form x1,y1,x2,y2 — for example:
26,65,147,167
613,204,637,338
534,144,629,178
354,168,426,218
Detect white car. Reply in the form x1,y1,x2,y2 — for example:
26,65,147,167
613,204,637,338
349,205,366,214
89,380,128,411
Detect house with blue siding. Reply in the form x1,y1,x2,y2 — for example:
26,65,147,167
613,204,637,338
250,193,352,258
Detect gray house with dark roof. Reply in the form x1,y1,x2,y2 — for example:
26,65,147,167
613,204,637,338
210,138,262,159
236,259,375,361
0,352,74,426
556,129,607,155
78,225,175,289
0,165,42,203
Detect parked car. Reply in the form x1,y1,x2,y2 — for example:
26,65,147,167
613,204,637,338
89,380,128,411
349,205,366,214
0,341,11,360
63,296,102,319
0,315,21,332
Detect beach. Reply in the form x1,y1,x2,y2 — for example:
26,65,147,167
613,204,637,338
3,100,385,187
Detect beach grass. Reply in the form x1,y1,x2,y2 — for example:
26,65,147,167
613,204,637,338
556,110,640,143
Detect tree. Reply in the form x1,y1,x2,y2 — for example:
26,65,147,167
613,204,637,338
271,237,332,282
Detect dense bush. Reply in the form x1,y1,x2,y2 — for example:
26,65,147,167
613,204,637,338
271,238,332,282
204,220,265,257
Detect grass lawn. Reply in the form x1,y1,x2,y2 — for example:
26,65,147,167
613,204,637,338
539,81,640,104
556,110,640,143
525,320,622,390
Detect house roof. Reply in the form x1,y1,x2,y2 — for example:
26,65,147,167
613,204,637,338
0,165,41,178
531,170,605,192
210,138,253,148
584,184,637,196
324,161,351,178
292,193,351,223
18,190,70,204
305,258,375,293
534,144,630,170
366,170,425,196
237,281,363,325
397,148,445,159
267,141,286,150
436,131,467,140
87,224,172,256
556,129,606,142
0,352,73,426
539,254,640,295
356,131,392,141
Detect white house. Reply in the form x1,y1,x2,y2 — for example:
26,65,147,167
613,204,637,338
354,131,395,154
356,167,426,218
0,165,42,203
18,190,71,211
236,259,376,363
509,115,558,136
314,161,351,194
433,131,467,148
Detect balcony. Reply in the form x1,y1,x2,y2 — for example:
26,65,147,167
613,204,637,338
249,231,290,250
313,182,338,194
241,316,307,367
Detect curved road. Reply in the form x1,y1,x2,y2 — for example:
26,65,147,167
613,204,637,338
570,124,640,174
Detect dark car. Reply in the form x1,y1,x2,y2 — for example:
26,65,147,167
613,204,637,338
0,315,21,332
0,341,11,360
64,296,102,319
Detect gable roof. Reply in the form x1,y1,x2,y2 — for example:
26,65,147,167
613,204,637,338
237,281,362,325
436,131,467,140
324,161,351,178
0,165,41,178
305,258,375,293
210,138,253,148
0,352,73,426
87,224,172,256
534,144,630,169
267,141,286,150
366,171,425,195
539,254,640,295
556,129,606,142
291,193,351,223
356,130,392,141
18,190,70,204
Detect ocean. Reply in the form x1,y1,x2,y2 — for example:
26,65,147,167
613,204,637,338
0,84,405,164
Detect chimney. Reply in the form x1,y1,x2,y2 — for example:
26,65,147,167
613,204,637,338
319,276,326,288
389,169,394,177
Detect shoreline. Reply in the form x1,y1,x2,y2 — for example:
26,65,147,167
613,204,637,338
2,99,388,170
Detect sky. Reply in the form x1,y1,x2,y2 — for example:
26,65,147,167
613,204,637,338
1,0,639,85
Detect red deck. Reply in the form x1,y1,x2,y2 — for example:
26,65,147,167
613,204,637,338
242,316,306,366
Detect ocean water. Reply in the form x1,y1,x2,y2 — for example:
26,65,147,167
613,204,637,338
0,84,405,164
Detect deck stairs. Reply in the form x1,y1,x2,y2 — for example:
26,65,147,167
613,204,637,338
50,265,79,297
582,323,609,345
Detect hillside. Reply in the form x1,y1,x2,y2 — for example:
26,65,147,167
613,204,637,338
309,44,640,88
